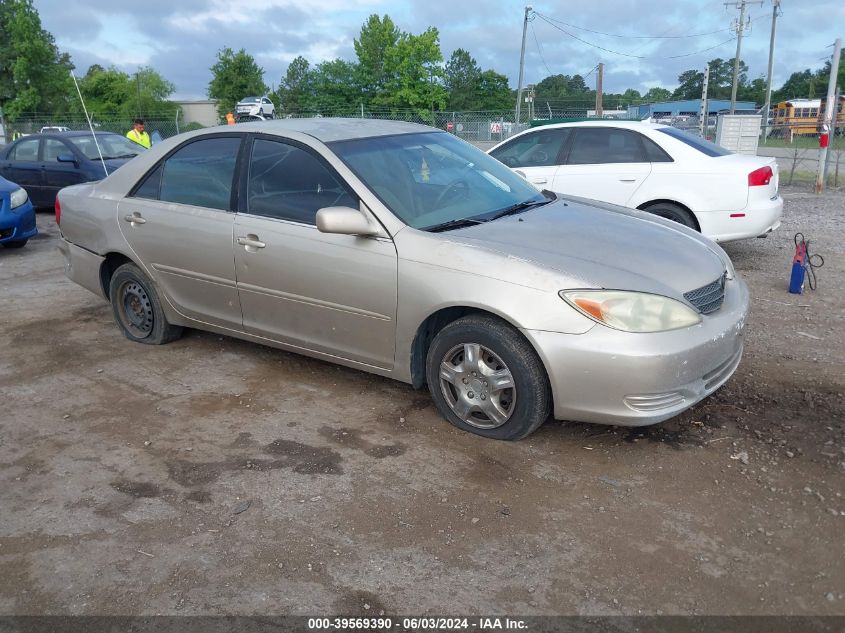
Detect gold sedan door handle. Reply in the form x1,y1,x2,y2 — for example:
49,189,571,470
123,212,146,225
237,235,266,250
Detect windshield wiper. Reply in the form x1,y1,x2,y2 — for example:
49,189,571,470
488,197,554,221
100,153,137,159
422,217,487,233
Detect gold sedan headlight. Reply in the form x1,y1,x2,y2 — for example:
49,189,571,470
560,290,702,333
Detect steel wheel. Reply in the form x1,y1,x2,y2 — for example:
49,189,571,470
109,263,182,345
438,342,516,429
117,280,154,338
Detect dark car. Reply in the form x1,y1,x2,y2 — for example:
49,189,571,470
0,174,37,248
0,132,143,208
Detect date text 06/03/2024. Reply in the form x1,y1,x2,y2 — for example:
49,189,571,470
307,617,528,630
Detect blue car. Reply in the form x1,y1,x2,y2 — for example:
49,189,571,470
0,131,143,208
0,175,37,248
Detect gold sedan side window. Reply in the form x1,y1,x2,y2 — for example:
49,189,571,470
246,139,356,225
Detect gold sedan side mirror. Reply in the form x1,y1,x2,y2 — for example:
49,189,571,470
316,206,380,236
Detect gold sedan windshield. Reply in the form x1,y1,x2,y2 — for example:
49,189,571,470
330,132,546,230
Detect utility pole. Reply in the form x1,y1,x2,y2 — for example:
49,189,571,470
725,0,752,114
699,64,710,137
524,85,536,121
762,0,781,143
595,63,604,117
136,72,142,118
515,5,532,126
823,86,840,184
429,66,435,127
816,37,842,193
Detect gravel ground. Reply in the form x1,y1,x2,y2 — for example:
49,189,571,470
0,184,843,616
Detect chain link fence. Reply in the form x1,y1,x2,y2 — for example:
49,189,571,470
4,109,533,144
4,113,194,142
5,110,842,182
758,144,844,187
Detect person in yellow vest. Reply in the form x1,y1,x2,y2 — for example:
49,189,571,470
226,112,235,125
126,119,151,149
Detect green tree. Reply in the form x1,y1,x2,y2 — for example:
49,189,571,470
208,47,267,118
672,58,749,101
643,86,671,102
275,55,312,114
709,58,748,99
127,67,176,118
75,65,176,119
77,67,131,114
0,0,74,119
815,50,845,98
306,59,360,113
474,70,512,111
444,49,480,111
354,14,400,104
672,69,703,100
621,88,642,102
534,74,572,101
568,74,589,94
737,76,766,106
381,27,446,118
772,69,814,102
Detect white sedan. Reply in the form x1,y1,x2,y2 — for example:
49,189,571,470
488,121,782,242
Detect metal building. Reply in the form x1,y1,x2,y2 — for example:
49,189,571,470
627,99,757,120
174,100,220,127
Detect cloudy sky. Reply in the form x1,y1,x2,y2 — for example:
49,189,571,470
34,0,844,100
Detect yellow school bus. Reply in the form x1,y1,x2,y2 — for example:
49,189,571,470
773,97,845,137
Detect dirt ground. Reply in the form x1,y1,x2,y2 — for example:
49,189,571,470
0,185,843,616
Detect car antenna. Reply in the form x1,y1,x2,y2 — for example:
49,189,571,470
69,70,108,178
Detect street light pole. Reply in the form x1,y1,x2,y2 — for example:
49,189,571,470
515,5,532,126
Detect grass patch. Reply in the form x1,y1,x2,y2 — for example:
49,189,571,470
781,169,843,188
761,135,845,151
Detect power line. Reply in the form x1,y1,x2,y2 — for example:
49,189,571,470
533,14,647,58
665,36,739,59
535,12,732,39
530,19,554,77
534,13,739,60
582,64,600,80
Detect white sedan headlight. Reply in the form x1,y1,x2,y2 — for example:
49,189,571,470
10,187,28,210
560,290,702,333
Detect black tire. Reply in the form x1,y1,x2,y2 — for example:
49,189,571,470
2,240,27,249
108,262,183,345
643,202,698,230
425,314,551,440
